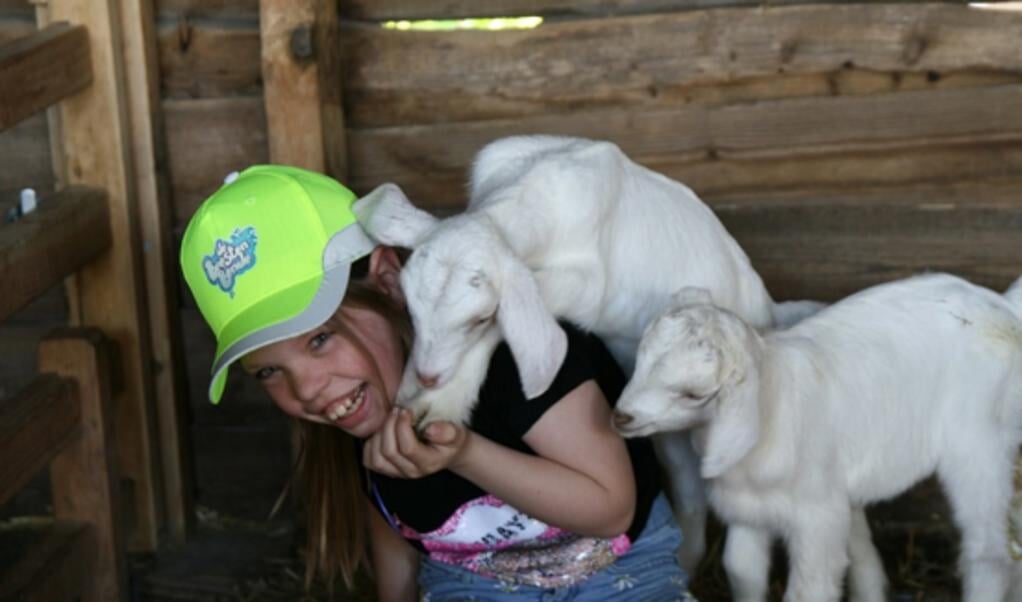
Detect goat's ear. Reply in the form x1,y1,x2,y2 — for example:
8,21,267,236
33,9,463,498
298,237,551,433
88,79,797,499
700,334,761,478
354,183,438,249
497,257,567,399
670,286,713,309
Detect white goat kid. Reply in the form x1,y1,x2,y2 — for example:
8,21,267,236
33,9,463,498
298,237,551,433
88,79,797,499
356,135,780,573
614,276,1022,602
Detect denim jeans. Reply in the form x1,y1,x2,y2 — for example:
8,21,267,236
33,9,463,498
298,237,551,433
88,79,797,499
417,493,697,601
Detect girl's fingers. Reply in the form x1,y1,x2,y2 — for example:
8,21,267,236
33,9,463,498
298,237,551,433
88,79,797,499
363,434,402,477
378,407,421,476
395,409,423,456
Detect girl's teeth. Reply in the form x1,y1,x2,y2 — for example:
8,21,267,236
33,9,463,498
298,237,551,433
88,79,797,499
326,387,365,422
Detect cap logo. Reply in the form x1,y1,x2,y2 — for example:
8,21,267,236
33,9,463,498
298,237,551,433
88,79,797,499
203,226,258,298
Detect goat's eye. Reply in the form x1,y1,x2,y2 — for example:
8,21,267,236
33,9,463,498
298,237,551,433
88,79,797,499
470,313,495,328
680,389,718,406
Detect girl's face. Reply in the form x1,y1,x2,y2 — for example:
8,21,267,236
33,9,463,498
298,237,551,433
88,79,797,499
241,248,407,439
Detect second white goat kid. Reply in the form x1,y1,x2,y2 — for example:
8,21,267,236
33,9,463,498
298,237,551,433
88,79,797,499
613,276,1022,602
355,135,779,573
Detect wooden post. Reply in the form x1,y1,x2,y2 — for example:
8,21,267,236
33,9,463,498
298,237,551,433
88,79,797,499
38,328,127,602
47,0,163,551
120,0,194,543
260,0,347,178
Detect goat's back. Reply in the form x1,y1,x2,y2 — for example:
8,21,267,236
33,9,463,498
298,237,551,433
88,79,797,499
758,273,1022,501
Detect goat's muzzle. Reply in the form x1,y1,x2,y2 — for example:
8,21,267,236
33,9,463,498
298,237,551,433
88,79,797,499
612,410,634,428
416,371,439,389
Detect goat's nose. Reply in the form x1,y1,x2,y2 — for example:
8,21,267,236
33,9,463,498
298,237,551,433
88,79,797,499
416,371,439,389
612,411,634,428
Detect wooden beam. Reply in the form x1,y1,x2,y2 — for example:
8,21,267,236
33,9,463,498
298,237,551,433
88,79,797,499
340,3,1022,127
0,521,91,602
345,83,1022,206
0,186,110,322
39,328,127,602
162,96,268,224
260,0,347,177
122,0,195,543
157,19,261,99
0,374,78,506
0,22,91,131
717,181,1022,302
49,0,162,552
339,0,971,21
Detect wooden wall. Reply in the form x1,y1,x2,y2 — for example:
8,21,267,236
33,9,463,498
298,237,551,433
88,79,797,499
2,0,1022,474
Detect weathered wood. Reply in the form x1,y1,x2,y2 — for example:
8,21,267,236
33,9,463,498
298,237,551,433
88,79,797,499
720,182,1022,302
0,186,110,322
49,0,161,552
340,0,970,21
0,111,55,195
156,20,261,99
341,3,1022,127
261,0,346,176
163,96,268,225
0,23,91,131
345,83,1022,205
0,375,78,506
123,0,194,543
39,328,126,602
155,0,257,19
0,521,91,602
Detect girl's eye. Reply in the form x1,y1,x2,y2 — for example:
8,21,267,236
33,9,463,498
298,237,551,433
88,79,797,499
310,330,332,350
254,366,277,380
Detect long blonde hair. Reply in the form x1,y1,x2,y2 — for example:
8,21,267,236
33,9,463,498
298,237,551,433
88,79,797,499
280,254,413,591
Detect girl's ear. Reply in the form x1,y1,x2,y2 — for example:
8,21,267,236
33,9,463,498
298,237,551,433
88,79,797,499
368,246,405,305
354,183,438,249
496,255,567,399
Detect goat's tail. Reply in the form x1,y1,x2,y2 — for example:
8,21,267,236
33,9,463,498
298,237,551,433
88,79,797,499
1004,275,1022,314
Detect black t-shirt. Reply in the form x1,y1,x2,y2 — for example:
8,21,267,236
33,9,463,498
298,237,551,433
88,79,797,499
365,322,661,552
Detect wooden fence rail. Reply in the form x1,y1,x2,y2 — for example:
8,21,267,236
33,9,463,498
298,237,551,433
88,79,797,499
0,186,111,322
0,22,91,132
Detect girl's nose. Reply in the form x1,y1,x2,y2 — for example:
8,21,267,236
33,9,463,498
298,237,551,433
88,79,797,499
290,367,328,406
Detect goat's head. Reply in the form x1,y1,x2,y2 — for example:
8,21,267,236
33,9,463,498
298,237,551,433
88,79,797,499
614,287,763,478
355,183,567,417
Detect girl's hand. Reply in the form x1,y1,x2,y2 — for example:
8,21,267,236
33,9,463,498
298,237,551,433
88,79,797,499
362,407,472,478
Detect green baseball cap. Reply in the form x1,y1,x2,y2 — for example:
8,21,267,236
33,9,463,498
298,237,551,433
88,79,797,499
180,165,376,404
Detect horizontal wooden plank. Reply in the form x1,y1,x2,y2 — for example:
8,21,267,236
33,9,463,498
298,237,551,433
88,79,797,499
155,0,257,20
0,375,78,506
342,3,1022,127
163,96,268,225
0,520,90,601
346,83,1022,205
0,23,91,131
719,181,1022,302
151,0,974,22
156,20,261,99
0,187,110,322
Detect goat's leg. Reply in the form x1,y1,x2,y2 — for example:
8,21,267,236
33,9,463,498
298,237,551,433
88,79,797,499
784,506,850,602
723,524,772,602
652,431,707,576
847,507,887,602
938,440,1015,602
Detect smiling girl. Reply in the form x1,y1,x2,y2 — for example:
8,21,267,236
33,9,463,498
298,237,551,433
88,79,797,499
180,165,694,600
